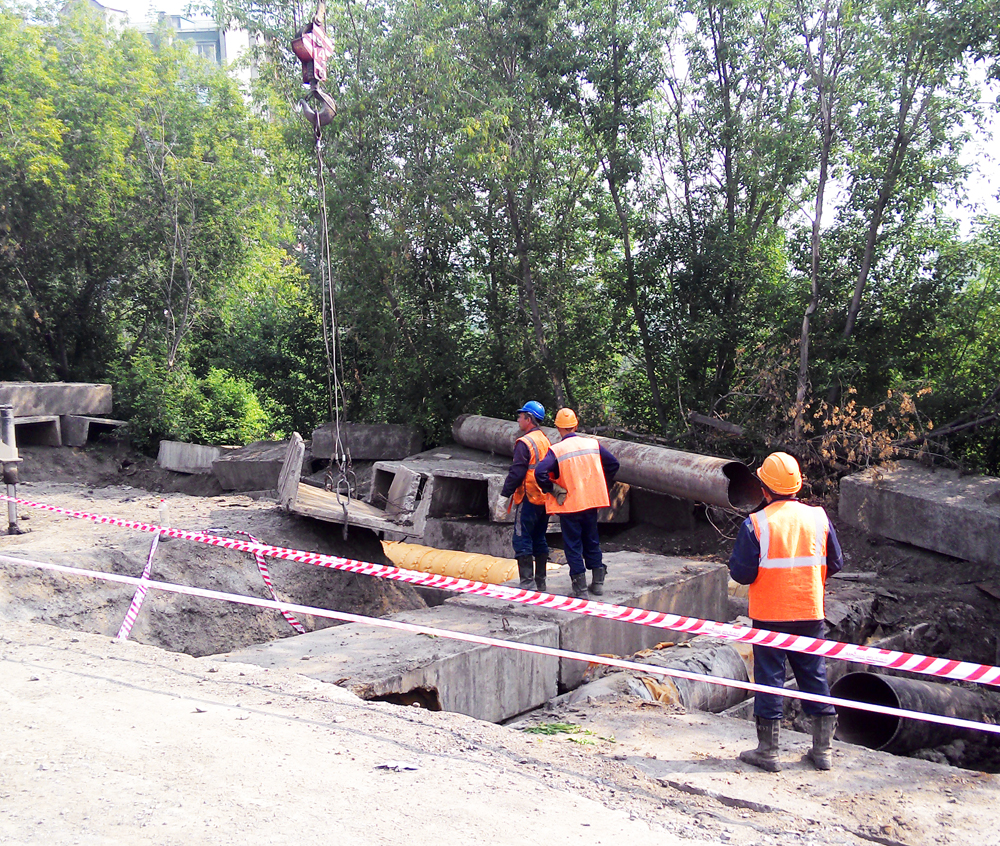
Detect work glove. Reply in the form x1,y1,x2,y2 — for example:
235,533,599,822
551,482,568,506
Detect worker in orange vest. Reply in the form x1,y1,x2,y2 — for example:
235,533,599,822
728,452,844,772
534,408,619,599
500,401,552,591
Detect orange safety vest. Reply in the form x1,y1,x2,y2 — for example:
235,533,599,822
748,499,830,622
512,428,552,506
545,435,611,515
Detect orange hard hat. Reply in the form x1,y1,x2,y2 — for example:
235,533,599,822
756,452,802,495
554,408,578,428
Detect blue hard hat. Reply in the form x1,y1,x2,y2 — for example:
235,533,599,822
517,401,545,422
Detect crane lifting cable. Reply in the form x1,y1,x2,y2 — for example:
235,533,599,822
292,2,355,534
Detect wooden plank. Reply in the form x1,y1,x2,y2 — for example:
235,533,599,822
290,483,405,532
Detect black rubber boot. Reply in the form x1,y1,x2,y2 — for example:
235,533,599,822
806,714,837,770
516,556,536,591
533,555,547,593
570,572,589,599
739,717,782,772
589,566,607,596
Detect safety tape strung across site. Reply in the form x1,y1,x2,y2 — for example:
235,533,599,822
228,529,306,634
4,492,1000,689
115,533,159,641
2,551,1000,738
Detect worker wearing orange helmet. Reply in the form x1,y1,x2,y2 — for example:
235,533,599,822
728,451,844,773
534,408,619,599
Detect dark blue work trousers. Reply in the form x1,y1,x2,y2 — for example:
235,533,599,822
512,500,549,558
559,509,602,576
752,618,836,720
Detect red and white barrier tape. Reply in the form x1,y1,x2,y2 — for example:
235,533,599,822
4,492,1000,689
228,529,306,634
2,552,999,737
115,533,159,641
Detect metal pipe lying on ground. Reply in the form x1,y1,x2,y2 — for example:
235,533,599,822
831,672,997,754
630,636,754,712
452,414,763,511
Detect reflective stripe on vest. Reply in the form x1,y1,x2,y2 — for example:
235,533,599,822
513,428,552,506
748,500,829,621
545,436,611,514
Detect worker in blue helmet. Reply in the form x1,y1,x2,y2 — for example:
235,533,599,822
500,401,552,591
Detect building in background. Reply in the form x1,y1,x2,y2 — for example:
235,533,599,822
75,0,254,87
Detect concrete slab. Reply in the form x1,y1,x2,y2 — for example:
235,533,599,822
453,551,729,691
277,433,305,508
839,461,1000,566
61,416,126,448
13,416,61,446
0,381,112,417
312,421,422,461
212,439,287,491
220,602,560,722
158,440,239,474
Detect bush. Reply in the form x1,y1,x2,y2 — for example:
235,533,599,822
112,357,269,452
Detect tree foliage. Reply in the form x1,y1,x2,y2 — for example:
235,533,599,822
1,0,999,475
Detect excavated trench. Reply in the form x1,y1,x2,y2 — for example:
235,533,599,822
3,447,1000,772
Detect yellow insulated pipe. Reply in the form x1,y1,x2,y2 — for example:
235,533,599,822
382,541,519,584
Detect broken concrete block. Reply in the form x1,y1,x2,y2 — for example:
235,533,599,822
219,603,560,723
312,422,422,461
212,440,287,492
158,441,238,475
454,551,729,691
60,416,126,448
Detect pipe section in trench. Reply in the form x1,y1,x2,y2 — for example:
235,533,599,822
630,636,754,712
831,672,996,754
452,414,763,511
382,541,553,585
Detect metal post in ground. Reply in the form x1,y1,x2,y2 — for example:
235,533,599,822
0,404,21,534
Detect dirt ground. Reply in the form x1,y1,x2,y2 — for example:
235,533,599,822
4,443,1000,844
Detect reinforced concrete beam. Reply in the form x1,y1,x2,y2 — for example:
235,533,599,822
839,461,1000,567
454,551,728,690
0,382,112,417
61,416,126,448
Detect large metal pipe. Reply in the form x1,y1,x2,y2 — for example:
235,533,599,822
633,636,754,712
452,414,763,511
382,540,520,584
0,404,18,534
831,672,996,754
